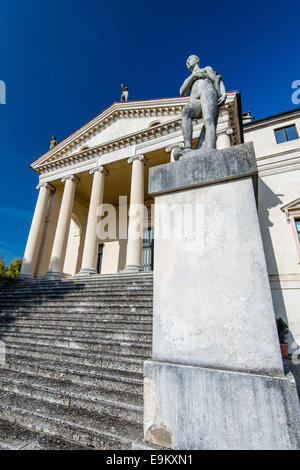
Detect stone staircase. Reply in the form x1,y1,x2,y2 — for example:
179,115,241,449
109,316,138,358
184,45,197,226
0,273,153,450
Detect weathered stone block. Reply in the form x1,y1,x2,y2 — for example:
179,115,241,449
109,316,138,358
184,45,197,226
149,142,257,196
143,360,300,450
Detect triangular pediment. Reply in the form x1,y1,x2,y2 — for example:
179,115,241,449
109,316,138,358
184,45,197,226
31,92,240,175
31,98,189,172
281,197,300,212
281,197,300,223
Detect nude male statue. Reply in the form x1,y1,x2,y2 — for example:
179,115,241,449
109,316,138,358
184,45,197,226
179,55,227,154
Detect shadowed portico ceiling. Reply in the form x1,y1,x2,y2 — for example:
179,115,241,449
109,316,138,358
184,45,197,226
51,146,170,207
31,94,241,176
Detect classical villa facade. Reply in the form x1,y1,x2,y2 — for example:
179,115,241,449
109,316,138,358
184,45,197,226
19,95,300,351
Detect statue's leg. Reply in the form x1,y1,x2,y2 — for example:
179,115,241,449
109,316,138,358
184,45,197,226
201,91,218,149
182,101,201,150
196,125,206,149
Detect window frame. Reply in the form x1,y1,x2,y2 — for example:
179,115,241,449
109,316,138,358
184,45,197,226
274,124,299,144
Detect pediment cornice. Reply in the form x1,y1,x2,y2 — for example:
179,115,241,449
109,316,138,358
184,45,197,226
31,93,239,175
281,197,300,222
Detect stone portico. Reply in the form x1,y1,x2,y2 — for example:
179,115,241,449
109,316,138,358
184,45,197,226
20,94,242,279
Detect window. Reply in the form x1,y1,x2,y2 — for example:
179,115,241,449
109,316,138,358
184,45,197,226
295,219,300,242
148,121,161,128
274,125,298,144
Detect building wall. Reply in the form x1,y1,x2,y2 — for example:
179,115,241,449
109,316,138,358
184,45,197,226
244,112,300,351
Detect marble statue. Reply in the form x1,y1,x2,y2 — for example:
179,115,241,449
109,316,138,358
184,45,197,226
121,84,129,102
174,55,227,160
50,136,58,150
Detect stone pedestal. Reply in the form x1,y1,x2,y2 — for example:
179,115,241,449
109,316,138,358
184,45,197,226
142,143,300,450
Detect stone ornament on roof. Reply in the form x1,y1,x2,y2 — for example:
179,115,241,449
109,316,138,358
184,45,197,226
173,54,227,160
121,84,129,102
50,136,58,150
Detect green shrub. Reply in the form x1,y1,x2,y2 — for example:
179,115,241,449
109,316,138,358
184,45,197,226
276,317,289,344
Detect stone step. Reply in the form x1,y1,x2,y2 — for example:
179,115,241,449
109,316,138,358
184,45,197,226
0,302,152,312
5,355,143,395
1,332,152,356
6,342,145,373
0,418,92,450
0,290,154,300
0,311,153,321
0,393,142,449
1,277,153,291
0,369,143,423
0,324,152,342
0,298,153,306
0,317,153,330
0,273,153,449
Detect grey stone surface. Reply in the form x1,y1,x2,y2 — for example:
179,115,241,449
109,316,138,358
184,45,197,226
151,175,283,376
0,274,153,449
149,142,257,196
144,360,300,450
179,55,227,151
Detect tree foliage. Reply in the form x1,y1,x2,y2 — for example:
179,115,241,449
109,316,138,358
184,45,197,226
0,258,23,279
276,317,289,344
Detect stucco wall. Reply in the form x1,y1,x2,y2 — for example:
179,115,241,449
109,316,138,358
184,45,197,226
245,114,300,351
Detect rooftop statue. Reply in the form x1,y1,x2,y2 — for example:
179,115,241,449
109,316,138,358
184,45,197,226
174,55,227,160
121,83,129,102
50,136,58,150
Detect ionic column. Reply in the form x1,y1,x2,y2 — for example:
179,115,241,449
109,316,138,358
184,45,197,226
123,155,147,273
79,166,108,275
46,175,80,278
216,128,233,149
19,183,55,279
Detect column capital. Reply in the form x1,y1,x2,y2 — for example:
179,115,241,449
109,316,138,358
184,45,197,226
61,175,80,184
217,127,233,137
89,166,109,176
36,182,55,191
128,155,148,166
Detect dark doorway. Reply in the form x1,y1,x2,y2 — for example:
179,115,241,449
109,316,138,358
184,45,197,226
143,228,154,272
97,244,104,274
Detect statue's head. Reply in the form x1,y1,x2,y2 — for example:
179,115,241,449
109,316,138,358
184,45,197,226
186,55,200,72
52,136,56,140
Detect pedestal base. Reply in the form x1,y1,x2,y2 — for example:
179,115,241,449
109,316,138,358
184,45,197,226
18,273,34,280
75,268,97,277
144,360,300,450
43,271,62,280
121,264,144,274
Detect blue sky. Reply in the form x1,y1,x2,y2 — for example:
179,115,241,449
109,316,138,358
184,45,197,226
0,0,299,263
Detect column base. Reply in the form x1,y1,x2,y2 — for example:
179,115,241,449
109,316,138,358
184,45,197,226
143,360,300,450
121,264,144,274
74,268,97,277
18,273,35,280
43,270,63,280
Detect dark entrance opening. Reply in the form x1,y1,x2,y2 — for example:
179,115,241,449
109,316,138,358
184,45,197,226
142,228,154,272
97,244,104,274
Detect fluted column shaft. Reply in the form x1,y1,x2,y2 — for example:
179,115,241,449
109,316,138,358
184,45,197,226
123,155,147,273
79,166,108,275
19,183,54,279
46,175,79,277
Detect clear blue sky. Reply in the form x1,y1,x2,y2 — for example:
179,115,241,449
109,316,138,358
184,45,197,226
0,0,299,263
